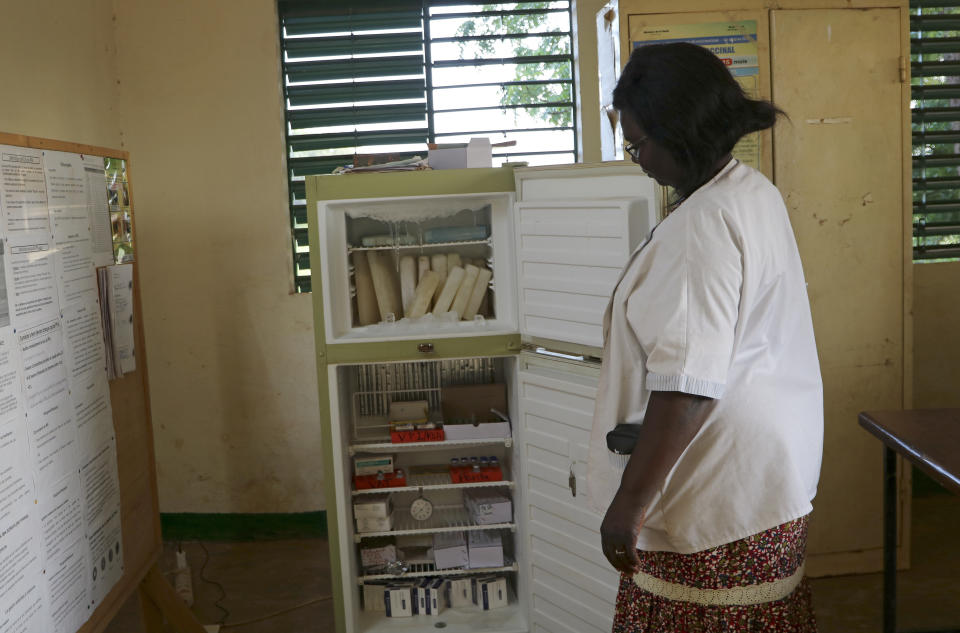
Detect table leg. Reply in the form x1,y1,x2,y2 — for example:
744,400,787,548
884,445,897,633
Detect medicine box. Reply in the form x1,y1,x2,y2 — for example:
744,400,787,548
359,542,397,570
362,582,388,612
468,530,504,569
463,489,512,525
356,513,393,534
384,584,413,617
353,494,392,520
432,531,468,569
472,576,508,611
354,454,395,476
446,577,473,608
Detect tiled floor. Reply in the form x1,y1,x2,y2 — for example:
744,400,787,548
104,494,960,632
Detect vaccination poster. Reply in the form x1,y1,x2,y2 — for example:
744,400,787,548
630,20,761,170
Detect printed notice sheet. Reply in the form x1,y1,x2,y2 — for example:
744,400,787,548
0,144,125,633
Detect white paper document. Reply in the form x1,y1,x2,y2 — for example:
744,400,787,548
0,147,50,234
107,265,135,376
82,156,113,269
80,439,123,606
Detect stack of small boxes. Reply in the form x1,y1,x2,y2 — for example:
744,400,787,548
354,493,393,534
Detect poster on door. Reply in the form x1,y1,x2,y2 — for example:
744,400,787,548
629,20,761,170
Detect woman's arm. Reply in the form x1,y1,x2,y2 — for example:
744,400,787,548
600,390,713,573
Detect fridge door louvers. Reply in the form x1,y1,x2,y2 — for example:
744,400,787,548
512,164,658,352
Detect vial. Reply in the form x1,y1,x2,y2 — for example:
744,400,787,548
479,456,489,468
470,456,480,472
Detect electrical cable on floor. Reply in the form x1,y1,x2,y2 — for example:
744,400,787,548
198,541,231,625
220,595,333,629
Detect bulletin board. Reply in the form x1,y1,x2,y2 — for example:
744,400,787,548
0,132,178,633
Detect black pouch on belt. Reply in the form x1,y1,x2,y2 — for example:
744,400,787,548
606,423,642,455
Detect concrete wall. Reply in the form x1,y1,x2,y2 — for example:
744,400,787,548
913,261,960,408
112,0,323,513
0,0,121,148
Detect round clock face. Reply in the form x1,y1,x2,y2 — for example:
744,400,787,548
410,496,433,521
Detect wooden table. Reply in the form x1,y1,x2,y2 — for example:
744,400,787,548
858,409,960,633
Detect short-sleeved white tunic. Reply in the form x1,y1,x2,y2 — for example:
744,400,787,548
586,159,824,554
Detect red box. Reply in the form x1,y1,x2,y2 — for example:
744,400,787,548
450,466,503,484
354,471,407,490
390,428,445,443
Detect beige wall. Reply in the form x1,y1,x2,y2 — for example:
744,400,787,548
914,261,960,408
112,0,323,513
0,0,121,148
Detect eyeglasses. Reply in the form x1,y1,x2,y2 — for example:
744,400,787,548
624,136,648,162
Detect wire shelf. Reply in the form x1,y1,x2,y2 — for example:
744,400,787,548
348,437,512,456
348,238,492,252
358,562,519,584
354,507,514,541
352,473,513,496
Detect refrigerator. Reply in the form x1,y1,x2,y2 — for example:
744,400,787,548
307,162,658,633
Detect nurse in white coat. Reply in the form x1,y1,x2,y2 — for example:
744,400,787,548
586,42,823,632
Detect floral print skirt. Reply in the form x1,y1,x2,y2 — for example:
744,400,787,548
613,516,817,633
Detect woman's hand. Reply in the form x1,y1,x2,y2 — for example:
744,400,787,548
601,493,647,574
598,391,713,574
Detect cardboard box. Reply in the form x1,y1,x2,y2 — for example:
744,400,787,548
362,582,388,612
353,494,392,520
427,138,492,170
472,576,508,611
432,532,468,569
464,489,512,525
446,577,473,608
384,585,413,617
359,542,397,570
468,530,504,568
356,513,393,534
354,454,395,476
427,578,446,615
441,383,510,440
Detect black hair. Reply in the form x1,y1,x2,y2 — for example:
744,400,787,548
613,42,784,197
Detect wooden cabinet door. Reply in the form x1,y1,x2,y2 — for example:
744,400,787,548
771,7,909,575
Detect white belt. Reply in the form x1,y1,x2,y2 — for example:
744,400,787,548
631,563,805,606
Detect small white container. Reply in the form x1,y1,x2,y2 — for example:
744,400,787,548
432,532,468,569
384,585,413,617
468,530,504,569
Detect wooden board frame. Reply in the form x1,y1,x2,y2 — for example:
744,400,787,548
0,132,203,633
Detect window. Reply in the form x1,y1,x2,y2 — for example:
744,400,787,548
911,0,960,261
278,1,577,292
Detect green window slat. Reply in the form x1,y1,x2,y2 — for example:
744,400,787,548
288,103,426,129
289,180,306,200
290,129,428,152
911,0,960,8
912,85,960,100
911,60,960,77
295,251,311,271
291,205,307,226
914,176,960,189
914,244,960,259
914,201,960,213
281,7,422,36
912,37,960,54
284,32,423,59
914,153,960,168
911,14,960,30
286,79,425,107
285,55,424,83
913,130,960,144
912,107,960,122
294,228,310,249
432,54,572,69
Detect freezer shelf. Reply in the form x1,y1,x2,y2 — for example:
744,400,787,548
357,562,519,584
348,437,512,456
348,238,491,252
352,472,513,496
354,507,515,542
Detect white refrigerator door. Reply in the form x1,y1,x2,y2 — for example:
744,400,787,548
517,355,619,633
512,163,657,349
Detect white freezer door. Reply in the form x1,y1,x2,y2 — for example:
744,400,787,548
518,358,619,633
513,164,656,349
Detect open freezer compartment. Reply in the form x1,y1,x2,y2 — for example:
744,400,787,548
318,192,518,344
329,357,529,633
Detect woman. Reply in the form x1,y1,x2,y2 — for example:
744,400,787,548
585,43,823,632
